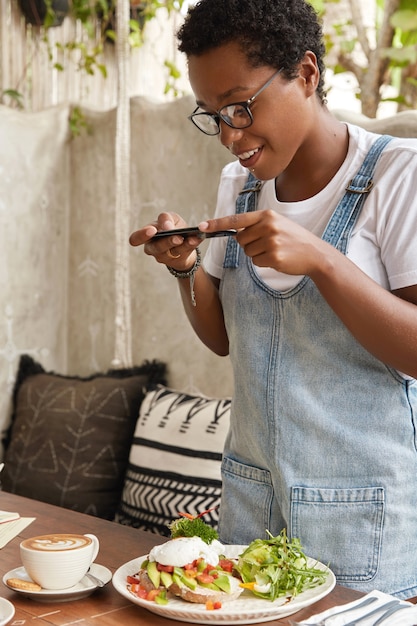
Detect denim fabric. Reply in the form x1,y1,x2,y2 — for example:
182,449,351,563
218,136,417,598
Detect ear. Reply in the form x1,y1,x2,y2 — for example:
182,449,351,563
298,51,320,97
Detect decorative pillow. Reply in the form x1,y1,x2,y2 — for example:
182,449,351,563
2,354,167,520
114,384,231,535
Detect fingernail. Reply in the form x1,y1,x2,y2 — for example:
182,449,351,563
146,226,157,237
199,221,209,231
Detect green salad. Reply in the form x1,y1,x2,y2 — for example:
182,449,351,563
235,529,328,601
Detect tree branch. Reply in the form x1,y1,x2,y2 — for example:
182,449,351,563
349,0,370,58
337,52,364,84
372,0,400,83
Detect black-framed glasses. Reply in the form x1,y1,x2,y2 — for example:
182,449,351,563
188,68,283,136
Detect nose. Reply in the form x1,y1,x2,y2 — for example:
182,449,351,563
218,121,244,148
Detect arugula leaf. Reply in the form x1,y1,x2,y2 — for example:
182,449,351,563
235,529,328,601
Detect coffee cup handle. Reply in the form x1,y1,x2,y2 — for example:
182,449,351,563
84,534,99,563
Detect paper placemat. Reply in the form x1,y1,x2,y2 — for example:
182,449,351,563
0,517,36,548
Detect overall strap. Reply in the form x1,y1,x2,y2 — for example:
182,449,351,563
323,134,393,253
223,172,263,269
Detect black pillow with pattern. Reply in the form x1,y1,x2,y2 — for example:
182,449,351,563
2,354,167,520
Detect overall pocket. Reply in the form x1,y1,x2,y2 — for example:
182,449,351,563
219,456,274,545
290,485,385,582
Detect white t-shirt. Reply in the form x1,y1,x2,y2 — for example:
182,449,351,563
204,123,417,292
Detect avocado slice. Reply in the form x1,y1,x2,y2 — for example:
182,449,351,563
180,572,198,590
213,574,232,593
160,570,173,589
147,561,161,589
172,567,198,590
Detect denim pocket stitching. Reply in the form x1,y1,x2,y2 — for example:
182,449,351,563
290,485,384,583
219,456,274,544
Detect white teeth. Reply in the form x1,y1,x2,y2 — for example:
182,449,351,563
238,147,260,160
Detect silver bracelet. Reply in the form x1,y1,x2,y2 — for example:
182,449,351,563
166,248,202,306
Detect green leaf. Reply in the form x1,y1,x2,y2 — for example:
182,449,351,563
1,89,24,108
105,29,116,42
128,31,143,48
307,0,326,13
164,60,181,79
390,9,417,31
340,39,356,54
129,19,141,33
382,45,417,64
68,106,90,138
235,529,328,601
381,94,408,104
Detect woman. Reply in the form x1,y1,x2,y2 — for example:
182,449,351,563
130,0,417,598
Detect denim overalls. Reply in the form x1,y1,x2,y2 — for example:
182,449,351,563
218,135,417,598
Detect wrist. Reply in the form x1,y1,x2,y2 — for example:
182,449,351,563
166,248,201,278
167,250,200,275
166,248,202,306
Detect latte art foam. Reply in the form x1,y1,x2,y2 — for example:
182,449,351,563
22,534,92,552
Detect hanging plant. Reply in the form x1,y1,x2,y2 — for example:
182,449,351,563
6,0,187,132
16,0,185,75
18,0,70,26
105,0,186,47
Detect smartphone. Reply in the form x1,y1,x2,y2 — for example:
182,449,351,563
151,227,237,240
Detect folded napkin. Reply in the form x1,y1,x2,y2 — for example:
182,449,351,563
301,590,417,625
0,514,36,549
0,510,20,523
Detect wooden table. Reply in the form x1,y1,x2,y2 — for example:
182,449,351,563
0,491,396,625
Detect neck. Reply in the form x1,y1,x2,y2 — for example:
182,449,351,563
275,114,349,202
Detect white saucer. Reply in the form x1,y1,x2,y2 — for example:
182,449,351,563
2,563,112,603
0,598,14,625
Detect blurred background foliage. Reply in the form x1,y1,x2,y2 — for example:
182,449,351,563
2,0,417,119
0,0,186,122
311,0,417,117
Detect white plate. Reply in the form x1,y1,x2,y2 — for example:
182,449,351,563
2,563,112,603
112,545,336,625
0,598,14,626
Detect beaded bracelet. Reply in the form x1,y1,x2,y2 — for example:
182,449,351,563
166,247,202,307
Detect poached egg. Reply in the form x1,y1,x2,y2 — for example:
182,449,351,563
148,536,225,568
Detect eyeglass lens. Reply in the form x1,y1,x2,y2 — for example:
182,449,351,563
192,104,251,135
221,104,252,127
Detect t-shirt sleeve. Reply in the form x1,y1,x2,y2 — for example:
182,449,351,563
203,161,248,279
376,142,417,290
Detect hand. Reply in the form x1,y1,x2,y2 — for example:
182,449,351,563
129,212,201,271
199,210,332,278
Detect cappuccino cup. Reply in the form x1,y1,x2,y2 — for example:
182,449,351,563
20,533,99,590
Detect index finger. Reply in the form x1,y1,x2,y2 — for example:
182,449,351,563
198,212,261,233
129,225,158,247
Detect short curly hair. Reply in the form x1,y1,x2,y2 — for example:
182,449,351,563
177,0,327,102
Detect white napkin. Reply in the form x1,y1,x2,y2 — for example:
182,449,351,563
0,514,36,549
301,590,417,625
0,510,20,523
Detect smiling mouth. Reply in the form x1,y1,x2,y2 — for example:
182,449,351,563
237,147,260,160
